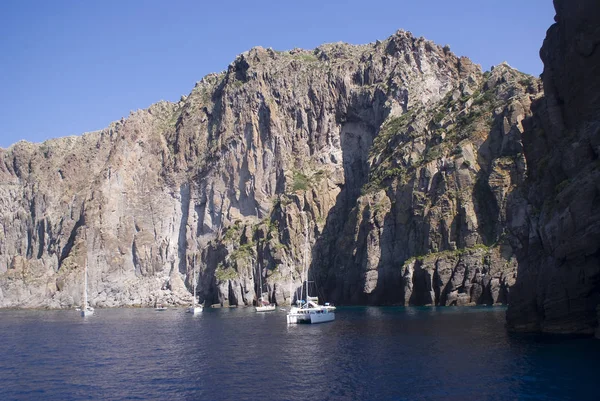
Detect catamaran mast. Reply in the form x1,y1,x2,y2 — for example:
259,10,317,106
192,267,196,307
303,213,310,303
305,268,308,302
257,260,262,305
83,260,88,309
289,271,293,305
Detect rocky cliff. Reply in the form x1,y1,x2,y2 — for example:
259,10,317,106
0,30,540,309
507,0,600,336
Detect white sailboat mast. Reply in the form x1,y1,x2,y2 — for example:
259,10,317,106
83,260,88,308
304,213,310,302
289,271,293,305
305,263,308,302
192,267,196,307
258,260,262,304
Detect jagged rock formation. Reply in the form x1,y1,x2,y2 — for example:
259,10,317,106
507,0,600,336
315,64,539,306
0,30,540,309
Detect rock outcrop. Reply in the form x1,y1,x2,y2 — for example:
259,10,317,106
315,63,538,305
507,0,600,335
0,30,540,309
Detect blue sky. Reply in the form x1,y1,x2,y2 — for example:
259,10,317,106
0,0,555,148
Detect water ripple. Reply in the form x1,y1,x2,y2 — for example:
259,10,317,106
0,307,599,400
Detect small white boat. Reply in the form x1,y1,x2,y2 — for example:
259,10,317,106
154,299,167,311
186,266,203,315
255,262,276,312
81,306,94,317
255,303,276,312
286,219,335,324
187,306,202,314
80,260,94,318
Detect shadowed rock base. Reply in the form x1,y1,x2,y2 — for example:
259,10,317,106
507,0,600,336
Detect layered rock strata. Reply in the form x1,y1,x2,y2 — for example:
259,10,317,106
0,31,540,309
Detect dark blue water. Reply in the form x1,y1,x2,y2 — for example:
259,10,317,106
0,307,598,401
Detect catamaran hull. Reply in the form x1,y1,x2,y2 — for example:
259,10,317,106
187,307,203,314
287,311,335,324
310,311,334,323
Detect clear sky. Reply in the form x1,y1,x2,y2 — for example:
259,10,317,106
0,0,555,148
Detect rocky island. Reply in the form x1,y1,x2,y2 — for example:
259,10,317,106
0,0,598,337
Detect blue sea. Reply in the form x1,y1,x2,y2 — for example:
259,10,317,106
0,306,598,400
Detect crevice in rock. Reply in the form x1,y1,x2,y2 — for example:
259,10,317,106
58,208,85,270
132,239,141,276
26,196,37,258
313,120,381,304
410,264,434,305
227,280,236,306
36,218,45,259
433,266,443,305
177,183,190,274
473,175,500,245
25,228,33,259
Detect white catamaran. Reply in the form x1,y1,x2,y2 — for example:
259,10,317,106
187,266,203,315
286,218,334,324
81,260,94,317
286,286,335,324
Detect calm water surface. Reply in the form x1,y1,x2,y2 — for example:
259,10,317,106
0,306,598,400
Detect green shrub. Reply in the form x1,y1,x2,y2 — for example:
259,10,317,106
292,53,318,62
230,242,255,261
433,111,445,125
424,145,443,163
518,77,534,87
215,265,237,281
292,172,309,191
372,112,414,155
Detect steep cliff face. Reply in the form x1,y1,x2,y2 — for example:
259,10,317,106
0,102,196,307
0,31,540,309
507,0,600,336
315,64,540,306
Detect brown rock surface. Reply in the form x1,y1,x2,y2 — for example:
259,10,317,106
0,31,540,309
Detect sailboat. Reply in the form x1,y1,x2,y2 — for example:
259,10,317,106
154,300,168,311
286,282,335,324
81,260,94,317
255,261,275,312
187,266,203,314
286,218,334,324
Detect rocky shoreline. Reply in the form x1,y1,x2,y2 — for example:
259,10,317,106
1,30,536,311
1,0,598,336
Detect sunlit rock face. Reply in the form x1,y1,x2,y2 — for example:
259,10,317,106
507,0,600,335
0,30,541,309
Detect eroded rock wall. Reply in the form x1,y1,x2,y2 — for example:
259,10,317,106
0,31,540,309
316,64,538,305
507,0,600,335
